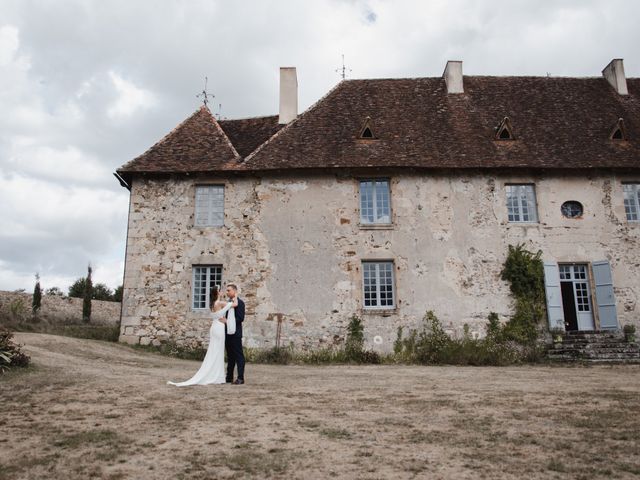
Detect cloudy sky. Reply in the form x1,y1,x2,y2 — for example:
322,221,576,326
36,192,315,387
1,0,639,294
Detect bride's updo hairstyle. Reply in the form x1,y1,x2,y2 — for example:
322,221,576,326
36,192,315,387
209,285,219,309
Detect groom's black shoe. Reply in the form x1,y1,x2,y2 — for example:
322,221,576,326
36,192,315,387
233,379,244,385
226,378,233,384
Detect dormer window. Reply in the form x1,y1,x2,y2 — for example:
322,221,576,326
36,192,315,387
359,117,376,139
610,118,628,141
495,117,515,141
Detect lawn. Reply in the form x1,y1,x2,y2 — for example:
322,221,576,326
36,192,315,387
1,333,639,479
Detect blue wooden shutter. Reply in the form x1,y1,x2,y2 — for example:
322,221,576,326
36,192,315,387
592,260,619,330
543,261,565,330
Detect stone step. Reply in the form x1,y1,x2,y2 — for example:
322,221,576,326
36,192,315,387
551,348,640,356
547,331,640,363
547,355,640,364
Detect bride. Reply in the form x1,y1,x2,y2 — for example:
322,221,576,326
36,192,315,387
167,285,236,386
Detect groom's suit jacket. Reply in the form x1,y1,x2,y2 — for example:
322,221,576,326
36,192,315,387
225,298,245,338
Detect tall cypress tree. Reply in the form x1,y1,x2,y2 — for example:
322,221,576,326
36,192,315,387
32,273,42,316
82,264,93,323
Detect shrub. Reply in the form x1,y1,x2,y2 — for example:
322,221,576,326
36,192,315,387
623,324,636,342
113,285,123,302
9,297,27,321
393,311,524,366
46,286,64,296
0,328,31,374
83,264,93,323
92,283,113,301
500,244,546,347
247,345,293,365
32,273,42,315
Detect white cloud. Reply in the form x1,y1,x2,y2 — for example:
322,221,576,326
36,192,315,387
6,143,110,186
0,25,19,66
107,71,157,118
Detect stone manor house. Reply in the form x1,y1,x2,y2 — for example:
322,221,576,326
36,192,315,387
115,59,640,350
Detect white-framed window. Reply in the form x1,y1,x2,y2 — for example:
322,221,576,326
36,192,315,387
506,184,538,223
623,183,640,222
195,185,224,227
192,265,223,310
362,261,395,309
360,179,391,224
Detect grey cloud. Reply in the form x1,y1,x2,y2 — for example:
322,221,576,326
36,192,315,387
1,0,639,291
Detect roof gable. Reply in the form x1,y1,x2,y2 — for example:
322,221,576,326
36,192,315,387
117,106,239,175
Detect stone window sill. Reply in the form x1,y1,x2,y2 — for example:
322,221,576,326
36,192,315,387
358,223,395,230
361,308,397,316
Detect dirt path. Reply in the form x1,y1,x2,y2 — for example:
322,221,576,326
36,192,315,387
1,333,639,479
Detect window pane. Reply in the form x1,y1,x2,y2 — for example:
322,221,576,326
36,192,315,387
360,180,391,224
362,261,394,308
360,181,375,224
374,180,391,223
623,184,639,221
506,184,537,223
195,185,224,227
192,265,223,309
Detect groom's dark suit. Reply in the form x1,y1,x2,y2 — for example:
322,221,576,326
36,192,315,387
225,297,245,382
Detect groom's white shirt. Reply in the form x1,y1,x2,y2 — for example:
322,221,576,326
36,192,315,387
226,301,236,335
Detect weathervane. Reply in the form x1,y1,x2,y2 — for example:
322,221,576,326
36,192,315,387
196,76,215,106
335,54,352,80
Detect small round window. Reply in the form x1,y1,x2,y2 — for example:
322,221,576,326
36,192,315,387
561,201,583,218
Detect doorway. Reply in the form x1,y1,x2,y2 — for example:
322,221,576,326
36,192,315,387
559,264,595,331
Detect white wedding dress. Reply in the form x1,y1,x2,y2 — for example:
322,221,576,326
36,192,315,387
167,301,233,387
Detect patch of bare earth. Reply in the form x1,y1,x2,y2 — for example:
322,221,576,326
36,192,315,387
1,333,639,479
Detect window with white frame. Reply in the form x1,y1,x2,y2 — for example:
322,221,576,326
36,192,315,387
192,265,223,309
623,183,640,221
195,185,224,227
360,179,391,224
362,261,395,309
506,184,538,222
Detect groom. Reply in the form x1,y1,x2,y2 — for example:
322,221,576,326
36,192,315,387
225,284,245,385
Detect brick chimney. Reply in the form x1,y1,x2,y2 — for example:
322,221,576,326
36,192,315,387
602,59,628,95
443,60,463,94
279,67,298,124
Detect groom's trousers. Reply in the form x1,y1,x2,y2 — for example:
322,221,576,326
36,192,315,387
225,335,245,381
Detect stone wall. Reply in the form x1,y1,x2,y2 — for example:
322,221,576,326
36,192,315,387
0,290,121,325
119,170,640,351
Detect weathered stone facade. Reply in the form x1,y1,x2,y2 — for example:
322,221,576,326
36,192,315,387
119,170,640,351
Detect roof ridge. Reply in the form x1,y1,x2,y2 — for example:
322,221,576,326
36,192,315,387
207,108,241,160
220,114,279,122
243,80,347,163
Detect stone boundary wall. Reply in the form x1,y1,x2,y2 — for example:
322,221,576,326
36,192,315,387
0,290,121,326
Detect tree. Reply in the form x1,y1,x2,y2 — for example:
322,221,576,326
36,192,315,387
113,285,123,302
82,264,93,323
68,278,87,298
32,273,42,315
92,283,113,301
46,286,64,296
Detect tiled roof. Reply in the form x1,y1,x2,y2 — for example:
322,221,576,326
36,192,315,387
244,77,640,171
117,76,640,179
219,115,283,158
117,106,239,176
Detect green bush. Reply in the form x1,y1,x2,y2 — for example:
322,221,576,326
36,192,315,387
0,328,31,374
32,273,42,315
393,311,524,366
246,345,293,364
500,243,546,346
134,341,207,361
